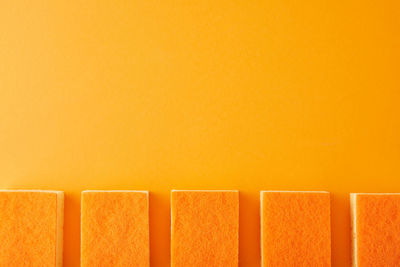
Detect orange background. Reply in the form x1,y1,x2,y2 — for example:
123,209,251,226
1,1,399,266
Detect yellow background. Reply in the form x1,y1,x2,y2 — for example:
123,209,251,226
1,1,399,266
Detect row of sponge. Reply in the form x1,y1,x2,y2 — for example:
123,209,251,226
0,189,398,266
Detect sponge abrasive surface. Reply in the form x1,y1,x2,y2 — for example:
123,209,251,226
0,190,63,267
261,191,331,267
81,190,149,267
353,194,400,267
171,190,239,267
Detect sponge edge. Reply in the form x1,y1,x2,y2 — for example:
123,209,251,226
81,190,150,267
350,194,357,267
171,190,239,267
351,193,400,267
260,191,331,267
56,191,64,267
0,190,64,267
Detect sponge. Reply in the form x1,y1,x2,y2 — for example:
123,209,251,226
171,190,239,267
81,190,149,267
351,193,400,267
261,191,331,267
0,190,64,267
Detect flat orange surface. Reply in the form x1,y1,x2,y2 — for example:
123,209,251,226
354,194,400,267
81,191,149,267
0,191,60,266
1,1,400,266
171,190,239,267
261,191,331,266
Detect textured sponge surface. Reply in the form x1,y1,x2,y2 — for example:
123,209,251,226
261,191,331,267
171,190,239,267
354,194,400,267
0,190,61,267
81,191,149,267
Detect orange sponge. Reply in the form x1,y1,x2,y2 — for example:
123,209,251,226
261,191,331,266
0,190,64,267
171,190,239,267
351,193,400,267
81,190,149,267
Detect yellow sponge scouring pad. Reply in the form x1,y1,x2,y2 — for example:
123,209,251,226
171,190,239,267
351,193,400,267
261,191,331,267
0,190,64,267
81,190,149,267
